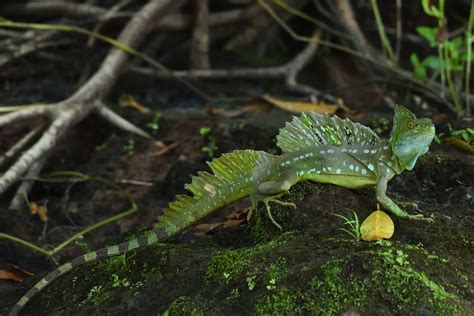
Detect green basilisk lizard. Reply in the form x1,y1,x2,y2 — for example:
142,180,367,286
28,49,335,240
10,105,435,315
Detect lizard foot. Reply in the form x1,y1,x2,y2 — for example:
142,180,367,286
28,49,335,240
262,193,296,230
249,192,296,230
395,200,419,210
406,214,434,222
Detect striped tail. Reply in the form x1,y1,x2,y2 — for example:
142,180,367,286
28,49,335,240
9,232,160,316
10,149,272,315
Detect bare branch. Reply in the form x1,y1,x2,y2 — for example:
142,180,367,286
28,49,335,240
9,156,47,211
95,105,150,138
0,0,187,196
190,0,210,69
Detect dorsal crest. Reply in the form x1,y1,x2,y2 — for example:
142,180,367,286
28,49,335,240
276,112,379,152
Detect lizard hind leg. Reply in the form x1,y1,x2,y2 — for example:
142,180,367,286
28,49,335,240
248,192,296,230
249,168,299,230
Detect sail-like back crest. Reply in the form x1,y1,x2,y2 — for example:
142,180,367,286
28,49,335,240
276,112,379,153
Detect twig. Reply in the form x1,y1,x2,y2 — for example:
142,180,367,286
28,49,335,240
0,0,186,197
395,0,402,63
190,0,210,69
1,2,259,32
0,2,132,19
0,124,43,167
285,29,323,95
87,0,132,47
9,156,47,210
224,2,273,50
131,28,334,101
118,179,153,186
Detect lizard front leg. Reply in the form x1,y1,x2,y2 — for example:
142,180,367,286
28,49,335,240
375,174,433,222
250,168,299,229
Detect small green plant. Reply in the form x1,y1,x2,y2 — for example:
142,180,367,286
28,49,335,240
433,124,473,144
146,111,161,132
332,211,362,241
95,135,115,154
199,127,218,158
122,139,135,156
246,275,257,291
199,127,211,136
409,0,474,115
372,117,391,135
447,124,474,144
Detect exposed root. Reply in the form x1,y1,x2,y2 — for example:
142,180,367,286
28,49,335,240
95,105,149,138
9,156,47,211
190,0,210,69
131,28,335,101
0,124,43,167
0,0,185,199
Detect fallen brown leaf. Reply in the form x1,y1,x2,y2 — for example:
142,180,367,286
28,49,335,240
204,107,245,118
0,264,34,282
192,208,250,237
154,141,178,156
192,222,224,236
222,218,246,228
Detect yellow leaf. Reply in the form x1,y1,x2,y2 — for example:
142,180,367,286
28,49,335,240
444,137,474,154
28,202,38,215
37,206,48,223
119,95,150,113
259,95,348,114
360,209,394,241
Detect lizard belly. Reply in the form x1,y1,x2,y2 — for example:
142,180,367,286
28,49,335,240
303,173,376,189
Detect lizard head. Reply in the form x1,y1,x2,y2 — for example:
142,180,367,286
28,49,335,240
390,105,435,170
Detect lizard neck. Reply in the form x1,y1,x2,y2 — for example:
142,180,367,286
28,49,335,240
379,139,404,175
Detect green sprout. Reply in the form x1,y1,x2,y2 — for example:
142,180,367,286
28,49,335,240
146,111,161,132
122,139,135,156
199,127,218,158
448,124,474,144
246,275,257,291
332,211,362,241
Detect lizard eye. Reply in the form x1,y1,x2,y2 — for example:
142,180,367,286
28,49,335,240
407,122,415,128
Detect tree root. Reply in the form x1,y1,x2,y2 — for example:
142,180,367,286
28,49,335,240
0,0,185,206
131,28,335,102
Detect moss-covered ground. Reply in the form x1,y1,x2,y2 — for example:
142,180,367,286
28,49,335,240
2,113,473,316
17,153,474,315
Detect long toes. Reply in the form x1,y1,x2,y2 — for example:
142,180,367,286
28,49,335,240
275,201,296,208
408,214,433,222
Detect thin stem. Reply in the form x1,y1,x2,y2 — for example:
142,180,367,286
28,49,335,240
0,233,52,257
395,0,402,63
370,0,394,60
444,44,462,113
0,18,211,101
258,0,454,110
465,0,474,116
0,172,138,257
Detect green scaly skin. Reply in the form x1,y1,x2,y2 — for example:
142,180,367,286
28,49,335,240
10,105,435,315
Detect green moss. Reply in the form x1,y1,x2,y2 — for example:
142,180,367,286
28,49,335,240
254,288,300,315
162,296,204,316
249,216,270,243
366,243,462,314
304,261,367,314
264,258,289,290
255,260,366,315
205,232,299,285
79,285,111,307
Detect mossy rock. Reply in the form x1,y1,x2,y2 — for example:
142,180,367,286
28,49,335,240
14,155,474,315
